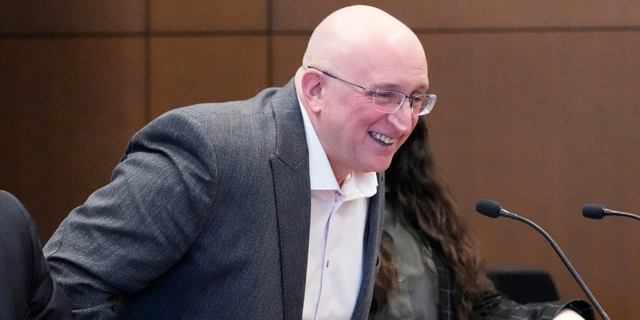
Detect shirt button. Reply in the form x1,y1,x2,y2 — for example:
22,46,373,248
326,261,330,268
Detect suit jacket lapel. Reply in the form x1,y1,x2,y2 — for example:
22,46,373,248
350,173,385,320
270,80,311,320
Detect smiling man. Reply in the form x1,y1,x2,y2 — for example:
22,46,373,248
293,7,433,319
44,5,434,320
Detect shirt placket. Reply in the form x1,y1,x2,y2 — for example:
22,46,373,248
313,190,345,320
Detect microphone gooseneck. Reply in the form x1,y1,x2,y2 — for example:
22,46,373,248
582,203,640,222
476,199,610,320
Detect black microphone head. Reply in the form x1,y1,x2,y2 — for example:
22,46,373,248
476,198,502,218
582,204,606,219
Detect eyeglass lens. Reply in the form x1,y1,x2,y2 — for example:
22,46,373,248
372,91,434,115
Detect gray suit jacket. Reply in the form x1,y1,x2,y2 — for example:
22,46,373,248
0,190,72,320
44,80,384,319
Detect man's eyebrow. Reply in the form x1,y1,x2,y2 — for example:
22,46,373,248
370,81,401,90
371,81,429,93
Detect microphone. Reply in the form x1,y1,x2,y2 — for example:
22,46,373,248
582,204,640,222
476,199,610,320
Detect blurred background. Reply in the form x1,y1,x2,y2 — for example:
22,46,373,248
1,1,638,318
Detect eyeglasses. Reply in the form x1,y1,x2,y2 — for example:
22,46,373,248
307,66,436,116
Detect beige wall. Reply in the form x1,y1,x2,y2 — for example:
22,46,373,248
1,1,638,318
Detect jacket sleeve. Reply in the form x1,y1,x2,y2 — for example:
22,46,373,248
471,291,595,320
43,109,219,319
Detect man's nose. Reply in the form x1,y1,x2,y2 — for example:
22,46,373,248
387,99,414,133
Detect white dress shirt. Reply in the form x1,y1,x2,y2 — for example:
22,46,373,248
298,99,378,320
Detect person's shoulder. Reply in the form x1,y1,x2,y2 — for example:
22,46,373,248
170,83,295,119
0,189,18,204
0,190,34,246
0,190,27,223
136,82,297,139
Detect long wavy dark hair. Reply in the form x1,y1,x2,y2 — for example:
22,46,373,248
372,117,494,319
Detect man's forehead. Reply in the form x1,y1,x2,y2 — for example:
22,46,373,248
363,66,430,92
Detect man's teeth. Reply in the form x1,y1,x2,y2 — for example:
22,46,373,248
374,133,396,144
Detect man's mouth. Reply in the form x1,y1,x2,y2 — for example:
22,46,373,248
369,132,396,145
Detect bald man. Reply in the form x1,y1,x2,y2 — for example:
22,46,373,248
44,5,433,319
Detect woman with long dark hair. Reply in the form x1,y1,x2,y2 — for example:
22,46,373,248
369,117,593,320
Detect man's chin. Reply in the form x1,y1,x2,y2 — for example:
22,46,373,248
364,158,393,173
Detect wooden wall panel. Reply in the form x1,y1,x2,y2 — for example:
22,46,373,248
273,0,640,30
1,1,638,318
0,1,145,33
0,38,146,240
420,31,640,318
272,35,309,87
151,0,267,31
150,36,268,118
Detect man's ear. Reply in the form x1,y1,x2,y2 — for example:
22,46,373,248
299,70,324,114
